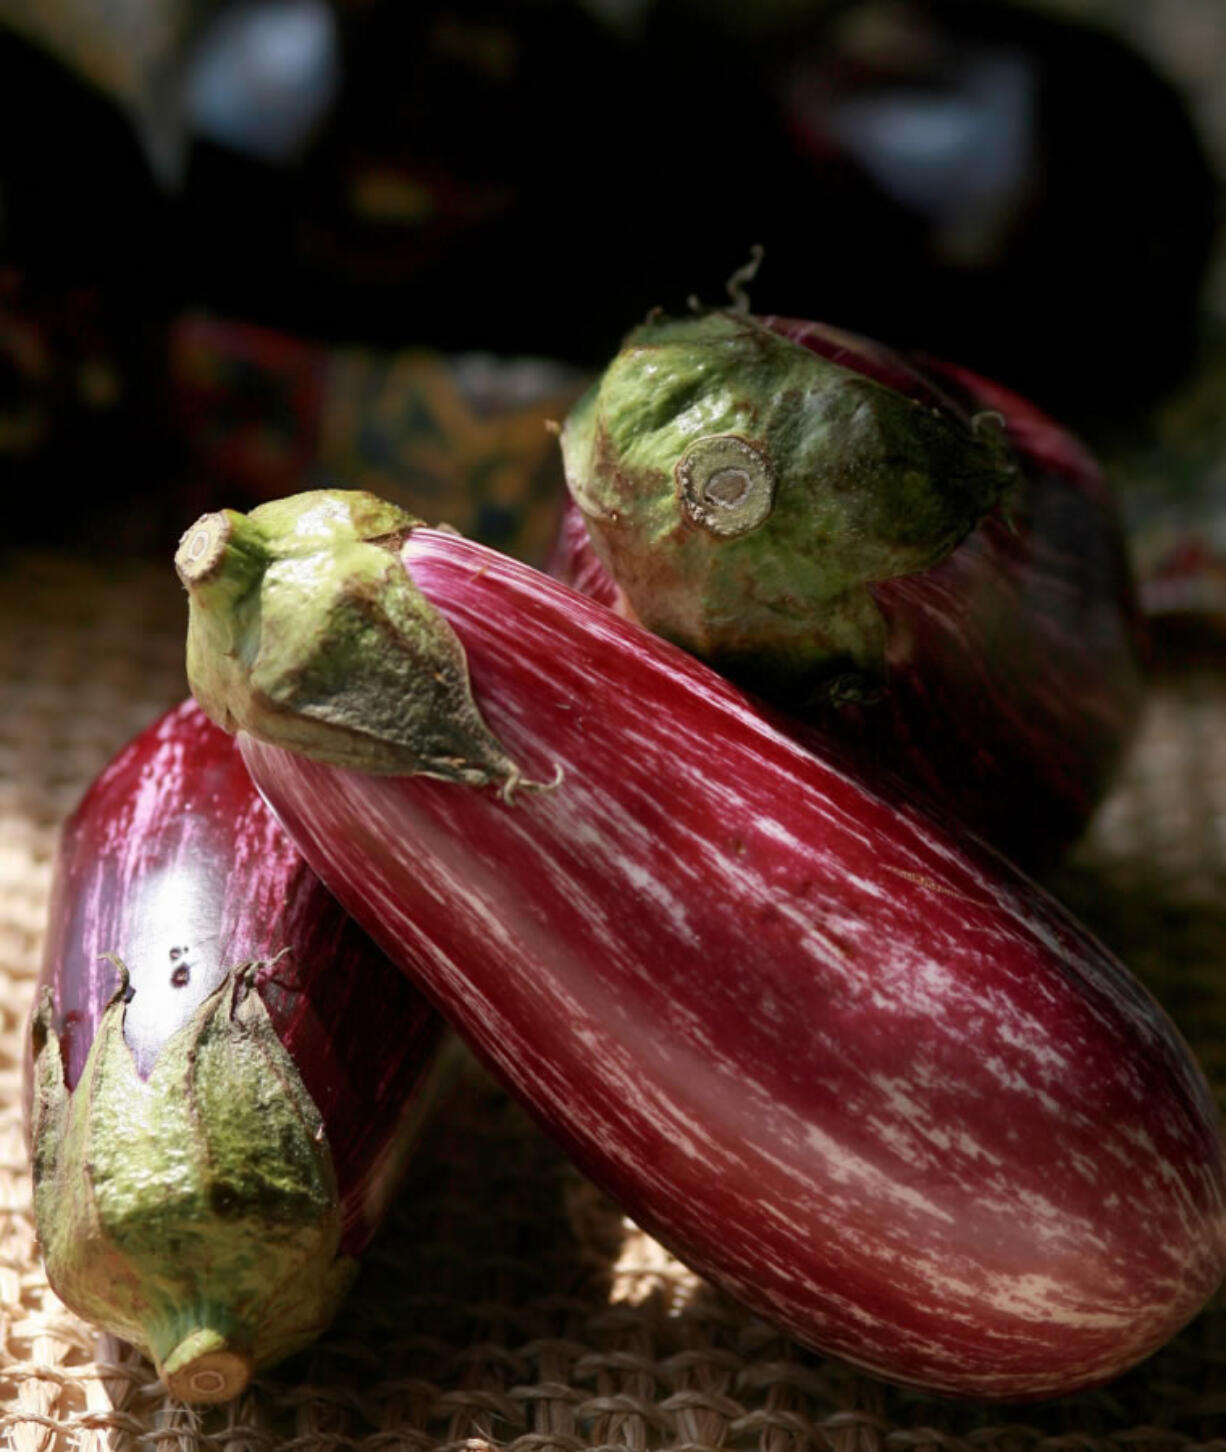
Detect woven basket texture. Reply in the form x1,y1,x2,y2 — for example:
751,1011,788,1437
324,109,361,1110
1,542,1225,1452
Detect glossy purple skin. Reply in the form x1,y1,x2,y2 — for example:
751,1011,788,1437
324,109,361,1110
238,531,1225,1399
31,699,444,1253
553,317,1146,861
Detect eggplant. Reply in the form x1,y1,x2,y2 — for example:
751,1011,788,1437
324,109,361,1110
27,698,448,1404
175,489,1225,1400
553,309,1146,860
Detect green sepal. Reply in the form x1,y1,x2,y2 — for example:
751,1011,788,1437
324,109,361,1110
559,310,1017,699
29,963,357,1404
176,489,530,793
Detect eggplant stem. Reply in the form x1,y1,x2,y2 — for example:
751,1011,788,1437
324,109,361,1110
159,1329,252,1404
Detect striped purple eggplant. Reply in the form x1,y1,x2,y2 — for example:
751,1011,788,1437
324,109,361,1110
554,310,1146,859
27,699,448,1403
175,490,1225,1401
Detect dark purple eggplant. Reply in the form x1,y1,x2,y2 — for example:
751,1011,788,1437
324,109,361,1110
554,309,1146,860
26,698,448,1403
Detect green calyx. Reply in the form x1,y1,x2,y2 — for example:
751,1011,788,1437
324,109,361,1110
29,964,356,1404
175,489,529,793
559,311,1017,699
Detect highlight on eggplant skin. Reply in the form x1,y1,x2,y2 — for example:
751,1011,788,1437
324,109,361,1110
175,493,1226,1401
554,310,1146,860
26,699,447,1405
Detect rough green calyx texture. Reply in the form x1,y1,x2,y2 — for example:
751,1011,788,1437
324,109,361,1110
559,310,1016,699
29,964,356,1404
175,488,529,791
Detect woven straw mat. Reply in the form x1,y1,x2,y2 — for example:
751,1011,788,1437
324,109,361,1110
1,548,1224,1452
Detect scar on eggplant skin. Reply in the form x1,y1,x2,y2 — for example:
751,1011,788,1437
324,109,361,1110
169,945,192,989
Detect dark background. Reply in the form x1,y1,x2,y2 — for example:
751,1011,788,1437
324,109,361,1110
0,0,1222,548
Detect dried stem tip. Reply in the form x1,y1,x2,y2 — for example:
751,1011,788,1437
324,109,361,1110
677,434,776,538
175,513,234,585
161,1331,253,1404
